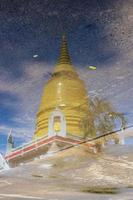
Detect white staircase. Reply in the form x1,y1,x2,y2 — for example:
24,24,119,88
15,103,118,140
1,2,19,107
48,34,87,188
0,153,10,172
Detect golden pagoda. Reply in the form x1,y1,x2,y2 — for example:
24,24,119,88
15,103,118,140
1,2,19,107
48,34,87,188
34,35,89,139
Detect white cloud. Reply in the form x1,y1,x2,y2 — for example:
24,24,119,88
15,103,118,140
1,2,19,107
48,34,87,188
77,49,133,123
0,62,53,139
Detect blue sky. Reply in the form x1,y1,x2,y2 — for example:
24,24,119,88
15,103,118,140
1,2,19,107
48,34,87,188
0,0,133,153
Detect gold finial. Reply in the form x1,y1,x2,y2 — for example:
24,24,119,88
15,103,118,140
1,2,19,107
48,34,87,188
57,34,72,65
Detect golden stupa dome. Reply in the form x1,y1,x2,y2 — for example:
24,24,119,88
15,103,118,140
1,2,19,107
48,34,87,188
34,35,89,139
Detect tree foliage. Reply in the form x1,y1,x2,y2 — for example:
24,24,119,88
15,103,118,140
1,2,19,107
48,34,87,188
80,97,127,138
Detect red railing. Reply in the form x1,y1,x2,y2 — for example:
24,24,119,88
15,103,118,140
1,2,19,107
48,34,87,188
5,135,81,161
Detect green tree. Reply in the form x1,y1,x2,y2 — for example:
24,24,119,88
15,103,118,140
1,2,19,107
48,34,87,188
80,97,127,138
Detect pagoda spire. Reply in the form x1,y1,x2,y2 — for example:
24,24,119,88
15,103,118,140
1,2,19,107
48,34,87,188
57,34,72,65
54,35,76,74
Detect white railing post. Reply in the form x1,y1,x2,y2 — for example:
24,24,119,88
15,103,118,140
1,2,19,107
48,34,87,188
119,128,125,145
